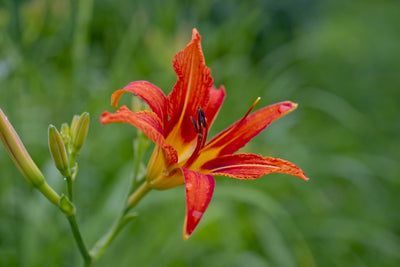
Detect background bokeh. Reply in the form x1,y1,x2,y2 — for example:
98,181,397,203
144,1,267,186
1,0,399,266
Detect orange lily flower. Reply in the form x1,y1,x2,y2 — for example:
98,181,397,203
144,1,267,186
100,29,308,240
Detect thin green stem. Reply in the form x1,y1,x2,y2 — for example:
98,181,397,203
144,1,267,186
128,133,149,194
66,176,73,201
66,151,77,200
89,181,152,262
126,181,152,209
89,211,134,262
66,213,91,266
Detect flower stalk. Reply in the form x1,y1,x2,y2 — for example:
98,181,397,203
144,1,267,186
90,181,151,262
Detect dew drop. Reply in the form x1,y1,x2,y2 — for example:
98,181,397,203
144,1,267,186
192,210,203,219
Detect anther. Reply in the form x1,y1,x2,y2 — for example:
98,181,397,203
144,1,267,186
197,107,206,129
190,116,198,133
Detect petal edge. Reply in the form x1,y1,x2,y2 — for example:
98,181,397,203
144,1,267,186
183,168,215,240
203,101,298,157
203,153,309,181
111,81,167,125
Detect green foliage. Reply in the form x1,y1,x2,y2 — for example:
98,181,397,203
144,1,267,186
1,0,400,266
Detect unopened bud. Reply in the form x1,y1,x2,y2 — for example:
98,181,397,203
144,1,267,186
0,109,45,187
48,125,70,177
70,115,80,136
60,123,71,146
71,112,89,152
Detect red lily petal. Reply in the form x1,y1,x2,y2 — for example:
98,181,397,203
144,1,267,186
203,153,309,181
111,81,167,125
166,28,214,142
203,85,226,130
100,106,177,165
202,101,298,157
183,168,215,240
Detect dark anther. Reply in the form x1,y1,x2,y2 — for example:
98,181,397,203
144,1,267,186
191,116,198,133
197,107,206,129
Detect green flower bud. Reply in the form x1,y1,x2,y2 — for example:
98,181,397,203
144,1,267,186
70,115,80,136
0,109,45,188
60,123,71,146
71,112,90,152
48,125,70,177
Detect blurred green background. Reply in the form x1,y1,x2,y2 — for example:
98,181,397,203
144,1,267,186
1,0,399,266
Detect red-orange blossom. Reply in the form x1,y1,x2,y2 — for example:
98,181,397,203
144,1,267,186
100,28,308,240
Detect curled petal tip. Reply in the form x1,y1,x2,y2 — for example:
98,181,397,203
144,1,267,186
99,111,110,124
111,90,125,109
281,101,298,113
294,167,309,181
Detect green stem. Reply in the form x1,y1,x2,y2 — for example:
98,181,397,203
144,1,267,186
66,213,92,266
89,211,133,262
126,180,152,209
66,151,77,200
66,176,73,201
89,181,152,261
128,133,148,194
36,181,60,206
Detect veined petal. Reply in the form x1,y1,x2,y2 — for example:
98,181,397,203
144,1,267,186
204,85,226,130
100,106,177,165
203,153,309,181
101,106,162,132
166,28,214,143
202,101,298,158
111,81,167,125
183,168,215,240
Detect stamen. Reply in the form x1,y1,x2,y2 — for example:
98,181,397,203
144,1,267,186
236,97,261,126
191,116,198,133
197,106,206,129
244,97,261,119
184,107,208,168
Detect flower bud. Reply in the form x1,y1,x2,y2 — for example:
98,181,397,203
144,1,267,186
60,123,71,146
0,109,45,187
48,125,70,177
70,115,80,136
71,112,89,152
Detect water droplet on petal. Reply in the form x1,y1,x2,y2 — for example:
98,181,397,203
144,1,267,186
192,210,203,219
